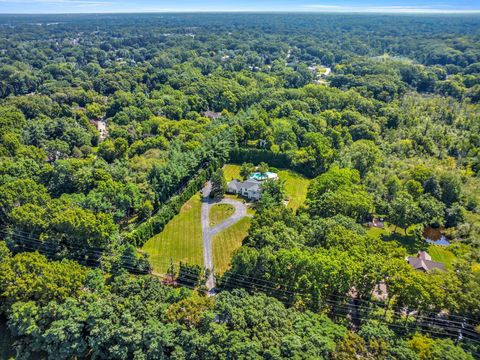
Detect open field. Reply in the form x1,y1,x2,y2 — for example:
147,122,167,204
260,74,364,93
367,223,457,269
142,163,308,276
212,217,251,274
210,203,235,227
142,193,203,273
223,164,310,211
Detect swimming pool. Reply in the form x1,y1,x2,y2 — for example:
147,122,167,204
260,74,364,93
249,172,278,181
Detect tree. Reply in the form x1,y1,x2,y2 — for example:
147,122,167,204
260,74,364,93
97,139,116,163
0,251,88,309
439,173,462,207
333,332,369,360
424,176,442,200
258,161,269,174
341,140,381,178
445,203,465,228
0,179,50,222
409,335,474,360
210,169,227,199
386,175,401,200
138,199,154,221
307,166,361,199
418,194,445,226
240,162,254,180
388,191,421,233
85,103,104,119
405,179,423,200
166,294,214,329
256,179,286,212
113,137,128,159
292,133,335,177
358,320,396,358
308,185,374,223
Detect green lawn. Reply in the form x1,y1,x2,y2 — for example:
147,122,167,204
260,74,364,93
212,217,251,274
223,164,242,181
367,223,457,269
210,203,235,227
279,169,310,211
223,164,310,211
367,223,418,253
142,193,203,274
426,245,456,270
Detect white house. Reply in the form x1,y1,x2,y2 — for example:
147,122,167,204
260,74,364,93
226,171,278,201
227,179,262,201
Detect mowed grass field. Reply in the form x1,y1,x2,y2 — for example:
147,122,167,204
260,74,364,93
223,164,310,211
142,193,203,274
143,163,307,276
210,203,235,227
212,217,251,274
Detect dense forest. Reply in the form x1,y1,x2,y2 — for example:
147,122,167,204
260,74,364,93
0,13,479,359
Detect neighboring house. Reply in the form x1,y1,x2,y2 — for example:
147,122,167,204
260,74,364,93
90,119,108,141
407,251,445,272
322,67,332,78
202,111,223,119
226,171,278,201
368,217,384,229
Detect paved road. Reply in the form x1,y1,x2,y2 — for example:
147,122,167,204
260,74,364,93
201,182,249,292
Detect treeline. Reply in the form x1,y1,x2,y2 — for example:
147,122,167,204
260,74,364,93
0,245,474,360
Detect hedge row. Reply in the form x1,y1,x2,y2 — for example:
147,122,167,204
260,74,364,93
230,147,313,177
230,148,292,169
129,147,305,247
127,165,215,246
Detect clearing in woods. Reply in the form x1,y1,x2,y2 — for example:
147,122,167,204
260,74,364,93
223,164,310,211
142,193,203,273
143,164,310,274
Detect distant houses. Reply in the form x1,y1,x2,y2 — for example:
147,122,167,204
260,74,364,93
90,119,108,141
407,251,445,272
227,171,278,201
202,111,223,120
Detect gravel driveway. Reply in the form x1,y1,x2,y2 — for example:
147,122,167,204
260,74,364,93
201,182,249,292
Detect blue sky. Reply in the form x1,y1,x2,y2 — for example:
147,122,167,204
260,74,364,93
0,0,479,14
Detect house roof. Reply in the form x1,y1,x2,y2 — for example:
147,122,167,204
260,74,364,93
242,179,261,191
202,111,222,119
407,256,445,272
228,179,261,192
417,251,432,261
227,179,242,191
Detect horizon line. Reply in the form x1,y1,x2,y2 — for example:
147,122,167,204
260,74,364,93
2,10,480,15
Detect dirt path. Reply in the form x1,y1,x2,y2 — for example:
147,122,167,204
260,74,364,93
201,182,249,292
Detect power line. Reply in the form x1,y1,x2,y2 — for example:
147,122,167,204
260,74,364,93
2,227,479,347
1,229,149,272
